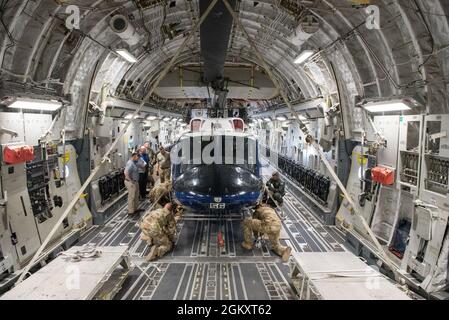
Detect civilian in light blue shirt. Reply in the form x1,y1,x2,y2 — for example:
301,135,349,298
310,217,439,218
124,152,141,214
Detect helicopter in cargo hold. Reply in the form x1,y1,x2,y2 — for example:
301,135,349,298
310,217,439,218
171,117,264,213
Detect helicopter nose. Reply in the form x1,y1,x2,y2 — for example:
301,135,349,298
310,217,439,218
174,164,262,196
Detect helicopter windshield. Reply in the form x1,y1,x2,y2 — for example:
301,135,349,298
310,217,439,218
172,135,258,175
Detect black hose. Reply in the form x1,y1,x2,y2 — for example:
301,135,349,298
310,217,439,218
77,60,100,156
413,0,435,73
329,61,351,158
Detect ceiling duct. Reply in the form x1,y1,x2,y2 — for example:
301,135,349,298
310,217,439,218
109,14,141,47
288,14,320,47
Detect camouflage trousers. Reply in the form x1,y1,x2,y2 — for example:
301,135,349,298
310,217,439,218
160,168,171,183
242,218,287,257
147,232,173,259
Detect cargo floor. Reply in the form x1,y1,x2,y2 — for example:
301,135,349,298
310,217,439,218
78,166,346,300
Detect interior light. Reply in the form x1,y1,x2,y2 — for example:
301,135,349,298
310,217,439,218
163,117,171,121
125,113,140,119
363,100,412,113
294,50,314,64
6,98,62,111
264,117,272,122
146,115,158,121
116,49,137,63
276,116,287,121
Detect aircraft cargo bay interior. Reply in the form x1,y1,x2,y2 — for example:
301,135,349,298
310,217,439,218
0,0,449,302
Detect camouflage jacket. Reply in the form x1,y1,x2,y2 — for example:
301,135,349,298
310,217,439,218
144,208,176,235
253,206,281,229
266,178,285,196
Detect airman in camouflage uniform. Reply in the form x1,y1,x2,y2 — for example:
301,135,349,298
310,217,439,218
241,204,292,262
149,181,172,208
174,202,184,222
265,171,286,208
140,203,177,261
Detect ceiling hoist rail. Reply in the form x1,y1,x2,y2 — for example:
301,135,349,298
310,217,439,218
15,0,220,285
220,0,401,281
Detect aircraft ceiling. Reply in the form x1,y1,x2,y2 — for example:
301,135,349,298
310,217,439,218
0,0,448,129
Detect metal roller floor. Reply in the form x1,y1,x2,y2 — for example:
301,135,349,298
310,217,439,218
77,164,346,300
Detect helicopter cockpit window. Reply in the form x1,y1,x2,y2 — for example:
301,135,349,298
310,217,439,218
173,136,257,175
191,119,203,132
233,119,244,132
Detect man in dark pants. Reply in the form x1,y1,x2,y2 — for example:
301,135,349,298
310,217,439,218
138,146,149,199
144,141,155,190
